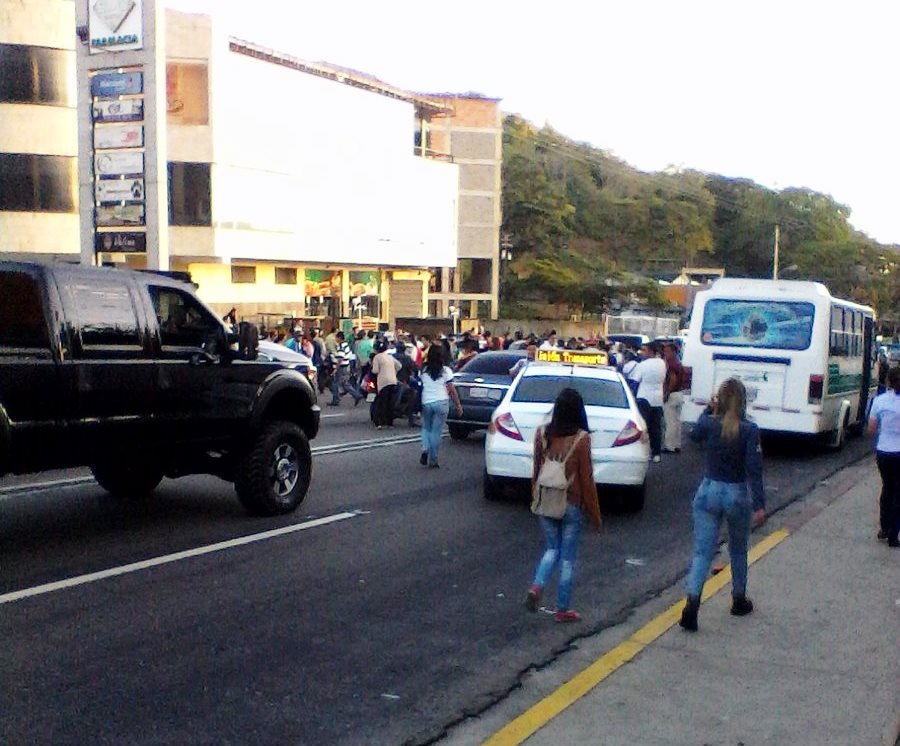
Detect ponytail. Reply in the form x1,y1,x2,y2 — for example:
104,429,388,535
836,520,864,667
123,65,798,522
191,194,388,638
715,378,747,442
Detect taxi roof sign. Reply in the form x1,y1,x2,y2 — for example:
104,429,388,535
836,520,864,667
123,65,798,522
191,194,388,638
536,348,608,366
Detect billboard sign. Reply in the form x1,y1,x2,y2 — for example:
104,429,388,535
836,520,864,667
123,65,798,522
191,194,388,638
93,124,143,149
90,71,143,97
92,98,144,123
95,178,145,203
89,0,144,54
95,232,147,253
94,152,143,177
96,204,145,227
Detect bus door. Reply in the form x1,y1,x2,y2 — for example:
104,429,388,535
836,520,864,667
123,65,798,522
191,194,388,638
858,315,874,424
711,352,789,410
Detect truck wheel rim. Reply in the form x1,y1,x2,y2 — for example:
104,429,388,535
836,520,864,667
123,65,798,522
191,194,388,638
272,443,299,497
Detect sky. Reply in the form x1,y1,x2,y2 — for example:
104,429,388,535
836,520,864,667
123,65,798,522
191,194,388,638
168,0,899,245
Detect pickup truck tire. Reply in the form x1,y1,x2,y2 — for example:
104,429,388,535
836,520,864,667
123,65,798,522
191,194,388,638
235,421,311,516
91,459,164,498
448,423,470,440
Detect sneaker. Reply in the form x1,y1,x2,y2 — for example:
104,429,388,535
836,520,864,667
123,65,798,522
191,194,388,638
429,462,440,469
354,396,362,407
877,529,888,542
525,586,540,613
731,595,754,616
554,610,581,623
419,452,428,466
652,455,661,463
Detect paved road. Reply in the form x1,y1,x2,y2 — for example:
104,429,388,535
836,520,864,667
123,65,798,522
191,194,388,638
0,405,873,745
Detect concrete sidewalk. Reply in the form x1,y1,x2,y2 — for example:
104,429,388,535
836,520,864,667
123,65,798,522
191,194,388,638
445,457,899,746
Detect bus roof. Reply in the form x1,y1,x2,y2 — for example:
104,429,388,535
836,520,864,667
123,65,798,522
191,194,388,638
704,278,873,313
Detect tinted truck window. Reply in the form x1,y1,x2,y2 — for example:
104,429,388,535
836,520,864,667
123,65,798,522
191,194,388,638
0,271,49,348
67,279,141,348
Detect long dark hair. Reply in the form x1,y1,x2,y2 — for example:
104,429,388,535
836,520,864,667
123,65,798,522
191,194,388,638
546,387,589,439
888,366,900,394
714,377,747,442
424,343,445,380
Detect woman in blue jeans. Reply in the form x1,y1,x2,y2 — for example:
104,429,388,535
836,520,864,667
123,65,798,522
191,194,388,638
525,388,602,623
680,378,767,632
418,344,462,468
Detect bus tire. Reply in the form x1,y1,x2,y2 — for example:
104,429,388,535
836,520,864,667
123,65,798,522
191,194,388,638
828,408,850,451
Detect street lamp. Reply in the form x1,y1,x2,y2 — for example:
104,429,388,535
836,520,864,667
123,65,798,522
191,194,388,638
499,233,514,306
449,304,460,336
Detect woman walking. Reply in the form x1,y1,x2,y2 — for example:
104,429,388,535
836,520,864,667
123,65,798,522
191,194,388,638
525,388,602,623
867,365,900,547
419,344,462,468
680,378,766,632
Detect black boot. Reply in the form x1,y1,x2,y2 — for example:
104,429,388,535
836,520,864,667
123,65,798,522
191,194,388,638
679,595,699,632
731,595,754,616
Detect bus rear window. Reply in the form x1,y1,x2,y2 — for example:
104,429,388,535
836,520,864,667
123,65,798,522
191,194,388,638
700,300,815,351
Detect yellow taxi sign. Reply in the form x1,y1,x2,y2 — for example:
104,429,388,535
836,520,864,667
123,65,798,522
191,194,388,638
536,348,608,366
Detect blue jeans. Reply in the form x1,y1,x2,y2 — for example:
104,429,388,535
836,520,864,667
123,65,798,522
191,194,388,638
420,400,449,465
685,478,752,598
330,366,360,405
532,504,584,611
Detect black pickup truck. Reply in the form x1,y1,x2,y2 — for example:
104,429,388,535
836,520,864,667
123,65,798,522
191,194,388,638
0,261,320,515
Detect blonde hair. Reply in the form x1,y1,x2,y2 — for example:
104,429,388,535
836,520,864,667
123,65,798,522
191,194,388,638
715,378,747,442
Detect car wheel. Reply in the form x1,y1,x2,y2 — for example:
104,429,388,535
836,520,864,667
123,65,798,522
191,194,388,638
91,459,163,498
235,421,311,516
624,482,646,513
449,423,470,440
483,469,504,500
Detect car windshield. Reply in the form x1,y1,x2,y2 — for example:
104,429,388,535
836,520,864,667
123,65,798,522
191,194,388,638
701,299,815,351
512,375,629,408
458,354,521,375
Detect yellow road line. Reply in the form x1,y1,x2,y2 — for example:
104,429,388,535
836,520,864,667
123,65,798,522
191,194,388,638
482,528,789,746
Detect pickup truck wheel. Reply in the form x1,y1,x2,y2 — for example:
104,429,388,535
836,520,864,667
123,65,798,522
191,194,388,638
235,422,311,516
91,460,163,498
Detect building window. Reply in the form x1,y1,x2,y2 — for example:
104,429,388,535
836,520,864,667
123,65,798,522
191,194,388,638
428,300,439,318
0,153,77,212
0,44,75,107
168,162,211,226
166,62,209,125
459,259,492,294
275,267,297,285
231,265,256,284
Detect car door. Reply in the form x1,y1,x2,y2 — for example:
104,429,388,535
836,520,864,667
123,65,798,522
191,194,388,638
55,269,156,457
145,283,255,446
0,266,65,471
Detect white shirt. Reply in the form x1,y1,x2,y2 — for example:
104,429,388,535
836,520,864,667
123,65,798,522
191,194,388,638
869,390,900,453
421,366,454,405
539,340,558,351
633,356,666,407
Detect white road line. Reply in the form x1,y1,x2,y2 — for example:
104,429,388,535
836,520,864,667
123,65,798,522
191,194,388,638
320,413,345,419
0,476,94,497
0,511,363,605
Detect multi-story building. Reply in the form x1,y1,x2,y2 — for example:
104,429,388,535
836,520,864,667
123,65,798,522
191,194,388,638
2,1,504,328
0,0,79,259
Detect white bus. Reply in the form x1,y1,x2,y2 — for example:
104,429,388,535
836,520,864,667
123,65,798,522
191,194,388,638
681,278,875,447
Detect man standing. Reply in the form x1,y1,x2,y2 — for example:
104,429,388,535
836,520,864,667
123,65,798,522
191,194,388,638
539,330,559,351
329,331,362,407
632,342,666,462
393,337,418,426
662,342,686,453
371,340,402,428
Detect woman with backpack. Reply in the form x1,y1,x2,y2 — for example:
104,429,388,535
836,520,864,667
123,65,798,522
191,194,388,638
525,388,602,623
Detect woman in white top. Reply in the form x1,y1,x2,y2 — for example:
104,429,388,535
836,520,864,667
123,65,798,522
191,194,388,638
419,344,463,468
867,365,900,547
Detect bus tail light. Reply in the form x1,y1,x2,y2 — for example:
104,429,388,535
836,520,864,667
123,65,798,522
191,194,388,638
682,365,692,393
494,412,524,441
808,374,824,403
612,420,642,447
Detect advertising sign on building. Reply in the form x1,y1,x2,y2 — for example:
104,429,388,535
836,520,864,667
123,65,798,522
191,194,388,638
90,71,143,97
95,178,145,203
349,271,380,297
94,124,144,149
95,232,147,253
95,152,144,177
92,98,144,123
96,204,146,227
89,0,144,55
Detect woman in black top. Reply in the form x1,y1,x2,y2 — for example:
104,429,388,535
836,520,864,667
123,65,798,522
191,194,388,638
680,378,767,632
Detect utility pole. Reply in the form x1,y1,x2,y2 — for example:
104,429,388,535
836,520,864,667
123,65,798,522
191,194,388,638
772,224,781,280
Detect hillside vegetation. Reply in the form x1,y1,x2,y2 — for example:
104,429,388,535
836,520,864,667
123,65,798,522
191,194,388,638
501,115,898,318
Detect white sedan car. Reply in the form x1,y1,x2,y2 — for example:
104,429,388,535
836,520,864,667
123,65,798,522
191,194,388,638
483,362,650,510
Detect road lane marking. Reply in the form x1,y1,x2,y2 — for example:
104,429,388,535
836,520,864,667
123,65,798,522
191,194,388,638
320,413,345,419
0,511,364,605
482,528,790,746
